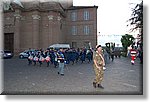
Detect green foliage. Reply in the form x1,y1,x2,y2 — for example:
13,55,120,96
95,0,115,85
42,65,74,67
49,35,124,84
105,42,115,54
121,34,134,56
127,1,143,48
128,1,143,33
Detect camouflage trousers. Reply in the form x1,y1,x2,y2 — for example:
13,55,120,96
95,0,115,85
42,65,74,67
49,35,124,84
93,65,104,84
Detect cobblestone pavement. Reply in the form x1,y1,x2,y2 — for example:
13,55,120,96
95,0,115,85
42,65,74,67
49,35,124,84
2,56,143,95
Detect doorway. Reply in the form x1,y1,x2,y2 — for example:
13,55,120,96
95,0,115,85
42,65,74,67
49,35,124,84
4,33,14,53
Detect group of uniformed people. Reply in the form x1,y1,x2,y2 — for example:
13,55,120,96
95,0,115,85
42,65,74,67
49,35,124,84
27,48,93,66
26,45,105,88
27,48,93,75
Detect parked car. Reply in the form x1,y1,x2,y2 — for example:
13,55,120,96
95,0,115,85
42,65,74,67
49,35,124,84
0,50,3,59
0,50,13,59
19,49,35,59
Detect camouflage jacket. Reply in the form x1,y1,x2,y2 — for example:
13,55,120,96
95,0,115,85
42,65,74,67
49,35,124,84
93,51,103,67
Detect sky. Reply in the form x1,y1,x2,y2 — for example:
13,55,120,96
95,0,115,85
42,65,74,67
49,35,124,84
73,0,142,46
73,0,141,35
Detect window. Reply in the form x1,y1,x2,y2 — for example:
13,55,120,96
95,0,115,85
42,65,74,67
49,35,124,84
71,26,77,35
71,12,77,21
84,11,90,20
84,25,90,35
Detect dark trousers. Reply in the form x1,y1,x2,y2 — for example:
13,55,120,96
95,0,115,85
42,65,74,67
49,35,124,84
39,61,42,67
28,59,32,65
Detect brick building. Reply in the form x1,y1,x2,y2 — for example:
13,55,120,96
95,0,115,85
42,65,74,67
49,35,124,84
3,0,98,55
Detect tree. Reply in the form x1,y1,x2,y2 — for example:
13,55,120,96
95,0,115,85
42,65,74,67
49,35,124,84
121,34,135,56
127,1,143,48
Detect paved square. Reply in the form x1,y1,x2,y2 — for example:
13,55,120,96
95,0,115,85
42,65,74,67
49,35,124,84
3,57,142,95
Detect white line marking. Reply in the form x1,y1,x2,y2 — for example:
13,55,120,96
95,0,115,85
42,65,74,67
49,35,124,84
129,70,135,72
78,72,83,74
122,83,137,88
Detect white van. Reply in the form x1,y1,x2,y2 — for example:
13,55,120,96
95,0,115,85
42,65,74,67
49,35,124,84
49,44,70,49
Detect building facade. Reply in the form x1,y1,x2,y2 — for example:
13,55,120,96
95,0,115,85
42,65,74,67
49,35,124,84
3,1,98,55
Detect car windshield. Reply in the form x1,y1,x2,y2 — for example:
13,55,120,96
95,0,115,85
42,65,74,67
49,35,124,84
23,51,28,53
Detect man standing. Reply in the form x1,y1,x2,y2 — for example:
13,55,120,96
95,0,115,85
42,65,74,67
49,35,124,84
57,48,65,76
93,45,105,89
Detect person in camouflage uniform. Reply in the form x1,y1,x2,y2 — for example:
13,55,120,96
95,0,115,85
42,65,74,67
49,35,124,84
93,45,105,89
